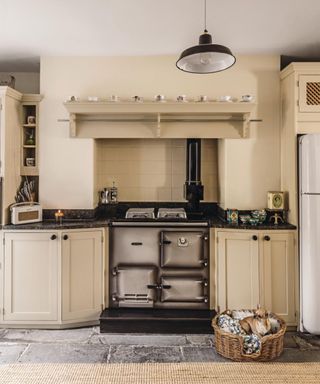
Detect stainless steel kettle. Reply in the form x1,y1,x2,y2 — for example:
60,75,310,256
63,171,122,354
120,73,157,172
99,188,110,204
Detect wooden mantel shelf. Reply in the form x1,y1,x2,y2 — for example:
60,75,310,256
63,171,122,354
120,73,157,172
63,101,256,139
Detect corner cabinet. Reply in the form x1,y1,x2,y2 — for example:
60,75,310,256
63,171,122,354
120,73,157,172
215,229,297,326
1,228,105,327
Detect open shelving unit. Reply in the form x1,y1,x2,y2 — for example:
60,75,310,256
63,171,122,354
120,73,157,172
20,94,42,176
63,101,257,139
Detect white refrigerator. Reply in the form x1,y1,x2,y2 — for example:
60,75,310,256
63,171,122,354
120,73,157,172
300,134,320,334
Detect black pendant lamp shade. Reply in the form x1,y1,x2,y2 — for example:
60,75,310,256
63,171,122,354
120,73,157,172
176,30,236,74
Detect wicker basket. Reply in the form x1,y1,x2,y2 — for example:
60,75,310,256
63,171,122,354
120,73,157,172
212,310,286,362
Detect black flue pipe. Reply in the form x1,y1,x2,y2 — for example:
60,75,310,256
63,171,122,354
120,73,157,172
184,139,204,211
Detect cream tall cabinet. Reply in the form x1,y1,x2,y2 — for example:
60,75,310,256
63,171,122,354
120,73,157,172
280,63,320,225
216,229,297,325
1,228,105,327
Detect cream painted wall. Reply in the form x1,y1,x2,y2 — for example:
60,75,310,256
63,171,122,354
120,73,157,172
40,55,280,209
96,139,218,202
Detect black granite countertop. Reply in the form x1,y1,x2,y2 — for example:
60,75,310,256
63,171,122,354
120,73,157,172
3,220,109,230
2,217,296,231
2,202,296,230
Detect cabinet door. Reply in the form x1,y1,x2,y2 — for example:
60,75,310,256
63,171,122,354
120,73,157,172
299,75,320,113
261,232,296,324
217,231,260,312
62,231,103,321
4,232,58,321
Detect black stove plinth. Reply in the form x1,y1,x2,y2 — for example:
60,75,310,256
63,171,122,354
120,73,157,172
99,308,216,334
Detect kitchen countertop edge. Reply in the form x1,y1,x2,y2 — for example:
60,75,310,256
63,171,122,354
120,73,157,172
2,218,297,230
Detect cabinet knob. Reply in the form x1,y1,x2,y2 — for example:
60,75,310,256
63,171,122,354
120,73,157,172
264,235,271,241
50,234,57,240
252,235,258,241
63,234,69,240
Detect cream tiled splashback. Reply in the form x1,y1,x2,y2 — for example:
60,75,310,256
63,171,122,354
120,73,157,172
96,139,218,202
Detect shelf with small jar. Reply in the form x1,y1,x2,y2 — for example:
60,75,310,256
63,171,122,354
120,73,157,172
20,94,42,176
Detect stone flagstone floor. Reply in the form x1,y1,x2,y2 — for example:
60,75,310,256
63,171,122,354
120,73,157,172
0,328,320,363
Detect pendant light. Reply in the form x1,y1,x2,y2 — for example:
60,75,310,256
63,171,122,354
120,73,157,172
176,0,236,74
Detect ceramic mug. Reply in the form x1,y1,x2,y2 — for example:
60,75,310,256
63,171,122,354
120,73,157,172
110,95,119,102
198,95,207,102
132,96,143,102
155,94,165,102
177,95,187,102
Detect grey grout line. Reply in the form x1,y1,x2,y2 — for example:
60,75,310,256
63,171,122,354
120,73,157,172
105,346,112,363
179,346,185,362
16,343,31,362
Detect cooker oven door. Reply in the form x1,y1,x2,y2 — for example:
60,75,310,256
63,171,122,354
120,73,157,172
160,276,207,303
160,231,207,268
113,265,157,307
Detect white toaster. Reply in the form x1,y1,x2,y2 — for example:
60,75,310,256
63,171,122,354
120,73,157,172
10,202,42,225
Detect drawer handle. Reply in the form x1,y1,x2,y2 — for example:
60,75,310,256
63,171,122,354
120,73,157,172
199,259,208,267
264,235,271,241
63,234,69,240
131,242,143,246
50,234,57,240
252,235,258,241
160,284,171,289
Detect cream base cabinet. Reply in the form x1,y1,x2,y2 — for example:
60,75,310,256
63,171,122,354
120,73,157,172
216,229,297,325
61,231,103,322
216,231,260,312
3,232,59,322
260,232,296,325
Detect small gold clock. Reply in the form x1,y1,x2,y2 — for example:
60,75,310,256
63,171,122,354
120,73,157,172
267,191,285,210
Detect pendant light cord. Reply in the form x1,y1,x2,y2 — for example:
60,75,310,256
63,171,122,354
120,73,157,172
204,0,207,32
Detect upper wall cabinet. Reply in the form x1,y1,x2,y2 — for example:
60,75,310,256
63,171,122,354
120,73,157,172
298,75,320,113
281,63,320,134
63,101,256,139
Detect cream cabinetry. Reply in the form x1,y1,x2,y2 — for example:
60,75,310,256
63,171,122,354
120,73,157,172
260,232,296,324
61,231,103,322
1,228,105,327
0,87,23,225
216,231,260,311
215,229,297,325
298,74,320,113
3,232,59,322
21,95,42,176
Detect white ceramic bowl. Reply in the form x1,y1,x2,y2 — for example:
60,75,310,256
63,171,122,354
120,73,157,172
218,95,232,102
241,95,253,102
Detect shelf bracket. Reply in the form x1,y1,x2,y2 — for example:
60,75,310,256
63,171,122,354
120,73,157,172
156,113,161,138
69,113,77,137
